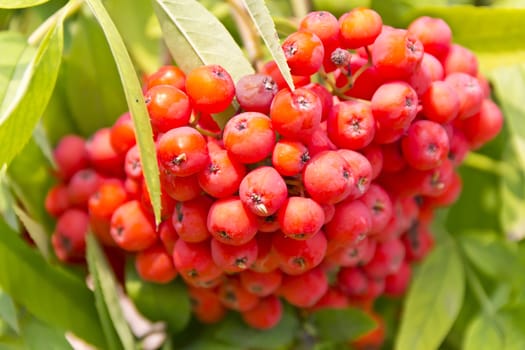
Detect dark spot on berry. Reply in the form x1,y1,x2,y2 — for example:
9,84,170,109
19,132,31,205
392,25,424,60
236,119,248,131
114,226,124,237
292,256,306,268
301,151,311,163
331,48,351,67
372,200,384,214
405,96,413,107
208,162,220,174
217,231,231,240
171,153,187,166
284,42,298,58
175,202,183,222
187,269,199,278
225,289,237,303
263,77,277,93
235,257,248,269
58,234,72,253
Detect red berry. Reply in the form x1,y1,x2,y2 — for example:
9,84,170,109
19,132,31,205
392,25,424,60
235,73,277,114
185,64,234,114
239,269,282,297
110,112,136,155
135,243,178,284
401,120,450,171
277,197,325,240
327,100,375,150
145,85,191,133
110,200,157,252
273,230,327,275
173,239,223,288
339,8,383,49
172,195,213,243
241,295,282,330
144,65,186,92
239,166,288,217
211,237,258,273
278,267,328,308
282,31,324,76
207,197,258,245
51,209,89,262
407,16,452,60
53,135,89,181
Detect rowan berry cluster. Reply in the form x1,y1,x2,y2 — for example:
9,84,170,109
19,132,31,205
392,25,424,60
44,7,503,345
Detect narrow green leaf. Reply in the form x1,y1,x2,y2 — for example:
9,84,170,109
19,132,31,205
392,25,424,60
0,15,63,167
310,307,376,343
61,13,127,136
490,65,525,239
125,263,191,332
395,240,465,350
406,6,525,52
212,305,299,349
240,0,294,90
105,0,162,74
31,121,56,170
0,0,49,9
0,289,19,334
0,32,32,104
85,0,161,224
459,234,525,286
153,0,255,82
86,234,136,350
0,220,105,348
12,205,50,261
463,314,504,350
20,315,72,350
7,139,55,234
0,168,19,232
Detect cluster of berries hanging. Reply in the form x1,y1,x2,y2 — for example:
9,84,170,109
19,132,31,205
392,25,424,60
44,7,503,346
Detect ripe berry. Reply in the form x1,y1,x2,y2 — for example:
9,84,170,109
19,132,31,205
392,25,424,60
218,277,259,312
109,112,136,155
172,239,223,288
339,8,383,49
362,238,406,279
160,171,201,202
326,236,376,267
239,166,288,217
45,184,70,218
303,150,354,204
135,243,178,284
53,135,89,181
327,99,375,150
188,286,226,324
185,64,234,114
421,81,460,124
239,269,282,297
211,237,258,274
241,295,282,330
86,128,125,178
359,183,393,235
444,72,483,119
443,44,479,77
143,65,186,92
337,267,368,297
277,197,325,240
385,260,412,297
157,126,209,177
407,16,452,60
207,197,258,245
158,220,178,253
51,209,89,262
145,85,191,133
299,11,339,51
124,145,142,179
337,149,373,200
372,28,424,81
172,195,213,243
67,169,102,207
235,73,277,114
282,31,324,76
251,234,280,273
222,112,275,164
272,230,327,275
272,139,310,176
270,87,322,142
110,200,157,252
324,199,372,252
278,267,328,308
371,81,419,130
461,99,504,149
401,120,450,171
88,179,128,245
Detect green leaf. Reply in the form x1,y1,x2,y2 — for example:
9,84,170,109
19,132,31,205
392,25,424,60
240,0,294,90
0,32,32,104
125,262,191,333
86,234,136,350
463,313,504,350
61,12,127,136
310,307,376,343
7,139,55,234
212,305,299,349
31,121,56,169
395,239,465,350
105,0,161,74
0,0,49,9
85,0,161,225
459,234,525,286
0,14,63,167
0,220,105,348
490,65,525,240
19,315,72,350
0,289,19,334
12,205,50,261
406,6,525,52
152,0,254,83
0,168,18,232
